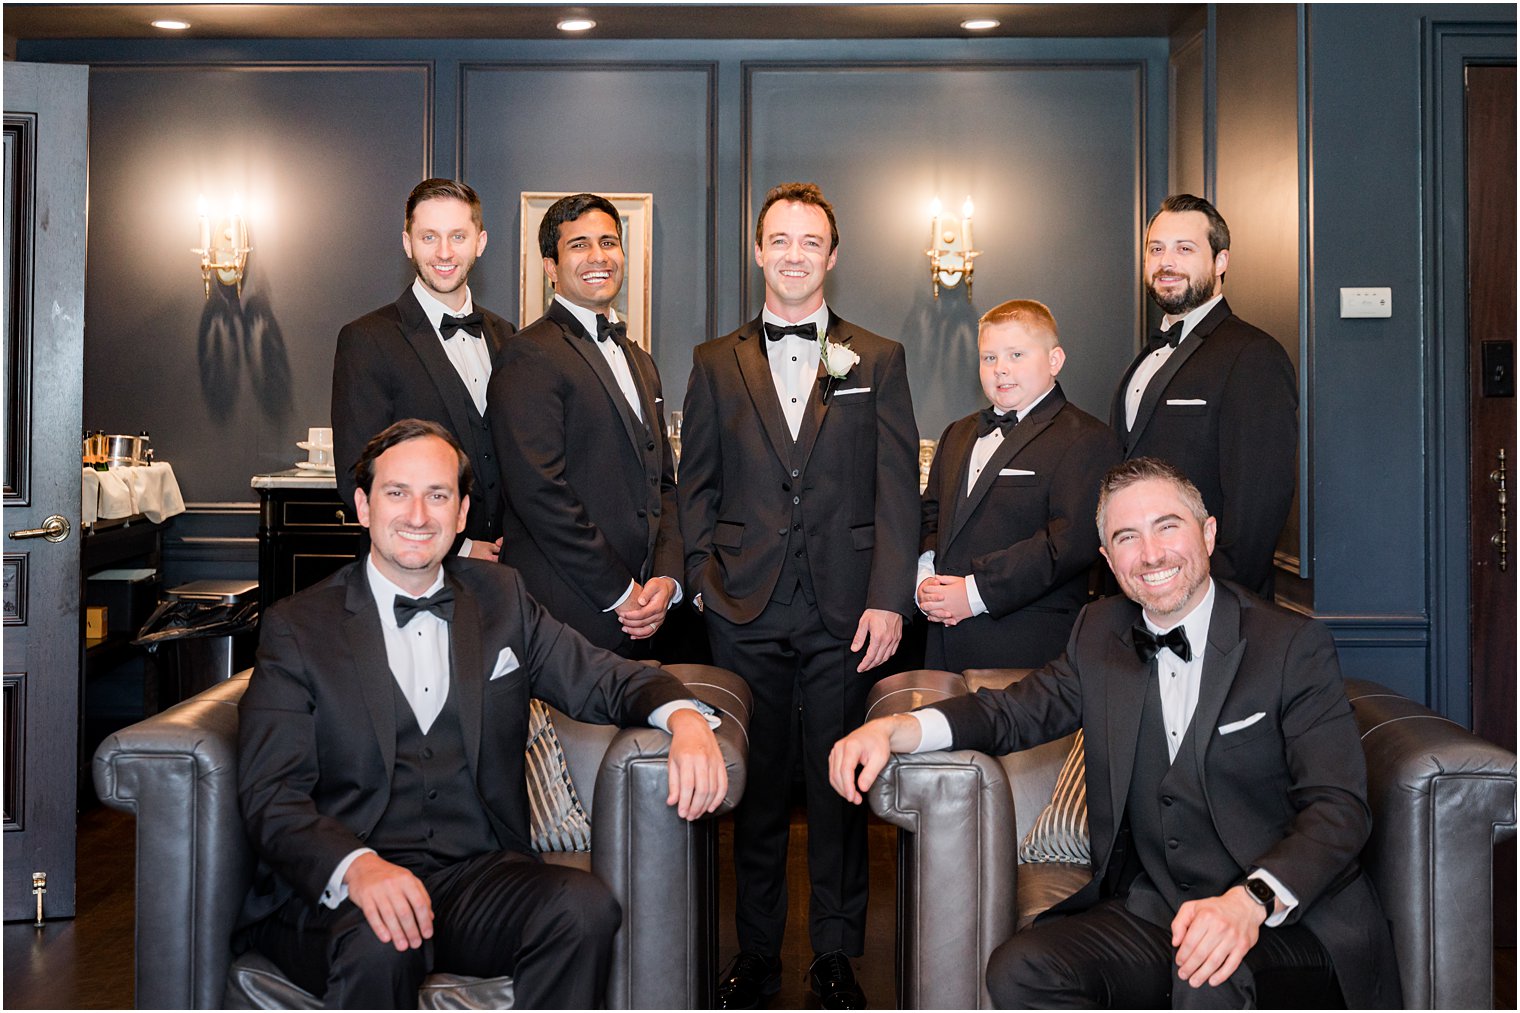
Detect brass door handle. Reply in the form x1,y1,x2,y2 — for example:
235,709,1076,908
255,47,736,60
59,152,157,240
9,515,71,543
1491,449,1508,573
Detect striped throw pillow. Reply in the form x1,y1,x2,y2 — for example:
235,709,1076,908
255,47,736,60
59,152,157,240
525,698,592,853
1017,729,1091,864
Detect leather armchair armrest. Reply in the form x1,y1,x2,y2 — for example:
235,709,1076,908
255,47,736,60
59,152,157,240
591,664,751,1009
865,670,1013,1010
92,670,254,1011
1346,679,1517,1010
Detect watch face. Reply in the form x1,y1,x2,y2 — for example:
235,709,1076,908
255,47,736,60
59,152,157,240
1246,878,1275,907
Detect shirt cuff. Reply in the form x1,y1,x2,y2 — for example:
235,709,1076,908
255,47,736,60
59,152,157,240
661,577,684,607
1249,869,1298,927
915,550,936,611
964,574,988,617
457,537,474,557
604,579,637,612
649,698,721,731
322,847,376,909
907,708,954,753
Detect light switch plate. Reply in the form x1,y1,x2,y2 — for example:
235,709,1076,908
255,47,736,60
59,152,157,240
1340,287,1392,318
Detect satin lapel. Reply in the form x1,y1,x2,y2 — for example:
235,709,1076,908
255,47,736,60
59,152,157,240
445,569,486,775
397,290,483,434
1190,584,1246,782
550,301,645,456
1125,299,1230,448
627,347,662,444
342,569,398,776
1103,618,1152,828
949,390,1068,547
794,312,847,474
482,314,509,365
735,317,795,469
935,421,977,550
1126,337,1204,449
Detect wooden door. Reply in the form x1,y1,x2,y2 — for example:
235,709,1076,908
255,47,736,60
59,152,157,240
3,62,89,921
1467,64,1516,753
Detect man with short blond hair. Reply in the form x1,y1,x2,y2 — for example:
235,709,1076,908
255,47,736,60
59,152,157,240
917,297,1118,670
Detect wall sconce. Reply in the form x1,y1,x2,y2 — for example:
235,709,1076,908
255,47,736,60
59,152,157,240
926,196,980,299
193,195,250,298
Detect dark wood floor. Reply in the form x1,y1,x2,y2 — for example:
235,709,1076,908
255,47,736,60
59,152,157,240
5,800,1515,1010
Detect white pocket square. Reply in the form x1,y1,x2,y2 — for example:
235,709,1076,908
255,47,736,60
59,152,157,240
1166,398,1208,406
998,468,1037,477
833,386,872,396
1218,711,1266,735
655,396,663,404
490,647,521,681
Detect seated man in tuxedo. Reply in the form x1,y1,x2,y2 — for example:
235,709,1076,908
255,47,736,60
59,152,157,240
918,299,1119,670
831,457,1400,1009
237,418,727,1009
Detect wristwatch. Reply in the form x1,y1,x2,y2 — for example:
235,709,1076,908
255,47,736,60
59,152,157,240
1243,877,1276,911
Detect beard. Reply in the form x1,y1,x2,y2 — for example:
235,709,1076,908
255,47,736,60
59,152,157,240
412,252,473,297
1146,268,1216,316
1117,554,1210,621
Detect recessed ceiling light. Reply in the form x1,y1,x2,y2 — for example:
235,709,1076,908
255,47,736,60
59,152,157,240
151,19,191,30
960,18,1001,31
556,18,596,32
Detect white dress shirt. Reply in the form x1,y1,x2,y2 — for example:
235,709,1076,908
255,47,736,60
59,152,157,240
1123,293,1224,431
555,295,643,423
915,385,1056,617
412,278,492,417
762,303,830,439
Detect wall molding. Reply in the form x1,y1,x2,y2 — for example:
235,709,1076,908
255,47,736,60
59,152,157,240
455,61,720,341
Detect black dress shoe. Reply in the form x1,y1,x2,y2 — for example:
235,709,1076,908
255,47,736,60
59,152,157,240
717,951,782,1009
808,950,866,1009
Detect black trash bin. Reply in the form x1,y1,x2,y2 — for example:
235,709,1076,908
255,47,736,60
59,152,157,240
134,579,260,701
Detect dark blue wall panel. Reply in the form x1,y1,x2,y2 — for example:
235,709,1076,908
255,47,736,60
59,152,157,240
747,62,1147,441
83,63,430,503
457,62,715,415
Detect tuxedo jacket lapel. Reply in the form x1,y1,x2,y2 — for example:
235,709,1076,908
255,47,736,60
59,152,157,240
949,387,1068,547
794,312,848,474
1102,618,1152,832
1190,583,1246,779
446,571,486,774
397,290,484,442
341,570,398,778
547,300,646,456
1120,299,1232,449
734,317,795,469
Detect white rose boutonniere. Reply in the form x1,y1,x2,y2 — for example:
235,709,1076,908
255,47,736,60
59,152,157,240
820,337,859,380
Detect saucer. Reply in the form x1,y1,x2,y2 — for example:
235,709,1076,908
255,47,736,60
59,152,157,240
295,461,336,474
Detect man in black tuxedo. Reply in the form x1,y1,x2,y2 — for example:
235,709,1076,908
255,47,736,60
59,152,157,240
680,182,919,1008
237,419,727,1008
488,193,682,655
1111,194,1296,597
918,299,1120,670
832,457,1399,1009
332,178,513,559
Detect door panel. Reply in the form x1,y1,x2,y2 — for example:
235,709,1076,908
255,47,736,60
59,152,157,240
3,61,88,921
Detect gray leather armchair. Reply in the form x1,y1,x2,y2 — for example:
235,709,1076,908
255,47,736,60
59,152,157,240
93,663,752,1010
866,669,1517,1010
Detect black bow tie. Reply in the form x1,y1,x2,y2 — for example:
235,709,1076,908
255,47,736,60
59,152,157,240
394,586,455,627
1132,623,1192,663
975,407,1019,438
765,321,817,342
595,314,627,347
439,312,484,339
1145,325,1181,353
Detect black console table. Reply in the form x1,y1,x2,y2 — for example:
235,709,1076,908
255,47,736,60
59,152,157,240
251,471,363,612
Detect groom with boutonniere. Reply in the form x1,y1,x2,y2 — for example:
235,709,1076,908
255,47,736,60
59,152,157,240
678,182,919,1009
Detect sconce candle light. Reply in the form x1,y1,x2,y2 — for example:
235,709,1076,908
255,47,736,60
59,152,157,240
926,196,980,299
193,195,251,298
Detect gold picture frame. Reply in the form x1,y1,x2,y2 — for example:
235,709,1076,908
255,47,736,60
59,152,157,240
519,191,653,352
